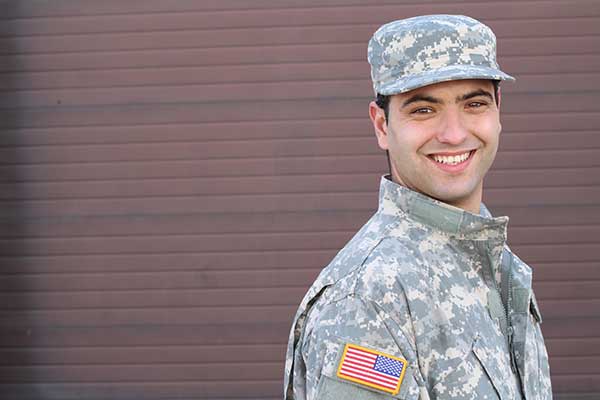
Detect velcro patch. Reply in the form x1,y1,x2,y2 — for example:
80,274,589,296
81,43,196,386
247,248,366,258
336,343,408,395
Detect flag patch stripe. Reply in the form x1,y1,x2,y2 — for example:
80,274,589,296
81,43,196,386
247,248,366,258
337,343,408,395
339,369,397,388
340,364,399,388
340,365,399,385
344,355,373,368
347,352,374,361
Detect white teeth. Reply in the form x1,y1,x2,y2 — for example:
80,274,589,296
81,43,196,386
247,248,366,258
432,151,471,165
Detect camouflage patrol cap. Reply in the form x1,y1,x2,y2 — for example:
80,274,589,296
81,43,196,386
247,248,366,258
368,15,515,95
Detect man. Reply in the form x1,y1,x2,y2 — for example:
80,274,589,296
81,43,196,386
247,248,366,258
284,15,552,400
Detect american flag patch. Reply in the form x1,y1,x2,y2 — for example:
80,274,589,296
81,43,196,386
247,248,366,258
336,343,408,395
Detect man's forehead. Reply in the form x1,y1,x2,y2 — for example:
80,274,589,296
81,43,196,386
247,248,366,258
394,79,495,101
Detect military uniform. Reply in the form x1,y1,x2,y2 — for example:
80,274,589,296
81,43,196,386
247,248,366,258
284,177,552,399
283,14,552,399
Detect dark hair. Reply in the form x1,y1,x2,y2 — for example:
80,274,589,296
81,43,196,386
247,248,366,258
375,80,500,124
375,93,391,122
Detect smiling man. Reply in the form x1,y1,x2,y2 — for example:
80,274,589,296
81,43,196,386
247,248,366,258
371,79,500,214
284,15,552,400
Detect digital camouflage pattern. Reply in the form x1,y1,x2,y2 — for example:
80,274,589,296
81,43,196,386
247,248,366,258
284,177,552,399
368,15,515,95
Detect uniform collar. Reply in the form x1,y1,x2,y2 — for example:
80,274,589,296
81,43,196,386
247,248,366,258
377,175,509,238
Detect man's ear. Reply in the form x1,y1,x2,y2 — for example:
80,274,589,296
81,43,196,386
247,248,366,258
369,101,389,150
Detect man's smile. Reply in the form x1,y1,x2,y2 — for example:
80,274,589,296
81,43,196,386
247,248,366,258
426,150,476,174
428,150,474,165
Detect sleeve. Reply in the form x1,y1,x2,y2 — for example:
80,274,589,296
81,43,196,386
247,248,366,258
300,294,429,400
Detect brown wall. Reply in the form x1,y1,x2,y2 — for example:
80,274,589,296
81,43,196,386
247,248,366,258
0,1,599,399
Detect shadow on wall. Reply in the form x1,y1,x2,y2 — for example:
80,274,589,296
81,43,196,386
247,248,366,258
0,3,42,398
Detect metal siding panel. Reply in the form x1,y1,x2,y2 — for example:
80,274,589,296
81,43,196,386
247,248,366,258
6,56,600,93
1,306,297,327
3,74,600,109
3,22,600,55
0,382,282,400
0,343,284,365
1,167,599,201
0,270,323,291
0,323,291,347
1,0,599,20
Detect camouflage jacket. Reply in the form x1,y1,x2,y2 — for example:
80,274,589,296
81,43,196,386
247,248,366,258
284,176,552,400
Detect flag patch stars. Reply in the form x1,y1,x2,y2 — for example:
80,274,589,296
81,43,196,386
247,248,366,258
336,343,408,395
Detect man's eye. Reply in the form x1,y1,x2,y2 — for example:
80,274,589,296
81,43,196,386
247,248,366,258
411,107,433,114
468,101,487,108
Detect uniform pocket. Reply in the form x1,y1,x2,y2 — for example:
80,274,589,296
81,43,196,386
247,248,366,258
430,334,519,400
471,335,513,400
315,375,402,400
511,294,552,399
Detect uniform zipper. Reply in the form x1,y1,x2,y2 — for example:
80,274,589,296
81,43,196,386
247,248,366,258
486,245,516,373
505,252,519,375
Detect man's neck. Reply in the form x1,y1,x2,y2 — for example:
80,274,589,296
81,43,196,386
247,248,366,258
387,174,483,215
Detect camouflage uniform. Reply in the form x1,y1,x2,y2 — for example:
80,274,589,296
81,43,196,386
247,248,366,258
284,14,552,400
284,177,552,399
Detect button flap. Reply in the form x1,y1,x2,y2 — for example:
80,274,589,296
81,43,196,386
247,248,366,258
471,335,511,400
530,293,543,323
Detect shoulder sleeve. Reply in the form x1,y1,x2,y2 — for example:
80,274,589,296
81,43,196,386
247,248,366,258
300,294,428,400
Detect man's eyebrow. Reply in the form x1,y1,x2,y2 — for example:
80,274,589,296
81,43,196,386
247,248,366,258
401,94,441,108
458,89,494,102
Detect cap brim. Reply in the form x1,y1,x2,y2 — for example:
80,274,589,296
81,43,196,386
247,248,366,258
376,65,515,95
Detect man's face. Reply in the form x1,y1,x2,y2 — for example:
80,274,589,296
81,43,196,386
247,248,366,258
370,79,501,213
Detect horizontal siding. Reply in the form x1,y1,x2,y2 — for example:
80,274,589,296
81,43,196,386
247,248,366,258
0,344,284,365
0,281,598,309
0,102,598,133
1,338,596,365
1,188,600,218
0,123,598,153
0,60,599,99
1,168,600,200
0,226,599,257
0,318,590,348
1,0,599,22
1,22,599,56
2,76,600,109
3,49,600,77
0,0,598,399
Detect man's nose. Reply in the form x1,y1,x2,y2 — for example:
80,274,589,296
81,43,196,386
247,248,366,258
437,110,468,145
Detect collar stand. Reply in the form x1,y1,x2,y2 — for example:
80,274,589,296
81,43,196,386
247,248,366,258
377,175,508,238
